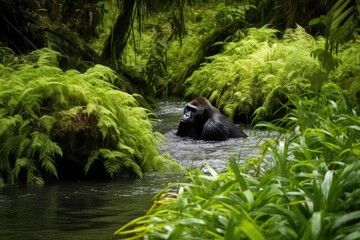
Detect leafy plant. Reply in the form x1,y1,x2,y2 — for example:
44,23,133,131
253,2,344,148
0,48,180,186
141,40,169,96
309,0,359,72
115,83,360,240
309,0,359,55
184,25,359,124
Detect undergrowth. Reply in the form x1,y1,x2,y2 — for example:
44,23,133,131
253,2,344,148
120,1,244,96
0,48,180,187
115,84,360,239
184,25,360,124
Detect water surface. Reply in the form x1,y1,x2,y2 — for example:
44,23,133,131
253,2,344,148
155,98,276,172
0,98,275,240
0,174,183,240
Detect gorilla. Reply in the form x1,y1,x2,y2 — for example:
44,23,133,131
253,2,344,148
176,97,247,141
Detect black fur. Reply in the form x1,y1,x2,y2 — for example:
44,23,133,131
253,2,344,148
176,97,247,141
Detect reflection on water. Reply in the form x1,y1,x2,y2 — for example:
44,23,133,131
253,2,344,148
0,174,183,240
0,98,275,240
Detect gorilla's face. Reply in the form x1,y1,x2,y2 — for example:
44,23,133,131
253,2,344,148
181,104,207,126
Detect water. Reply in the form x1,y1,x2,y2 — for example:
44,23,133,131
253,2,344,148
0,175,183,240
0,98,275,240
155,98,277,173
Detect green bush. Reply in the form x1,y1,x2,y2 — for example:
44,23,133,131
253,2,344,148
0,48,179,186
184,25,360,123
115,85,360,239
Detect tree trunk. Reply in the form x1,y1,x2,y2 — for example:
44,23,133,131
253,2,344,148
100,0,136,69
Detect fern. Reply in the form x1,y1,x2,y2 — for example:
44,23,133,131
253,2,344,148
39,115,56,134
0,47,175,186
84,64,119,84
30,131,62,178
97,106,120,140
84,150,100,174
22,48,61,66
16,137,32,159
83,103,98,117
185,25,360,123
86,148,142,178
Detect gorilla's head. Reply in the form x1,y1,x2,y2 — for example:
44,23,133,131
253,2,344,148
176,97,247,141
180,97,211,127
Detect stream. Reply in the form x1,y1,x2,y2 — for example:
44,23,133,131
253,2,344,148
0,98,275,240
155,98,277,173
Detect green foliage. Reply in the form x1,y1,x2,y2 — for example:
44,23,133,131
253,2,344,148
0,48,178,186
141,40,169,96
309,0,359,55
184,25,360,123
115,83,360,240
99,0,192,69
121,0,248,97
334,40,360,105
309,0,359,72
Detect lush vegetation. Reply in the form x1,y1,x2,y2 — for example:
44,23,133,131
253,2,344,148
0,48,180,187
115,84,360,239
1,0,358,101
184,25,360,124
120,0,249,96
117,0,359,100
1,0,359,236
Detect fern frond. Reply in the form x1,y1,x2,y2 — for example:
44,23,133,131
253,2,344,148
9,157,36,184
84,150,100,174
102,157,122,178
84,64,119,84
29,175,45,185
98,148,142,177
83,103,98,117
64,69,81,76
117,143,136,156
30,131,62,178
39,137,63,160
30,131,48,150
121,158,142,177
97,106,120,139
24,48,61,66
3,135,25,160
15,137,31,159
0,115,22,137
99,149,125,177
39,115,56,134
41,157,58,179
